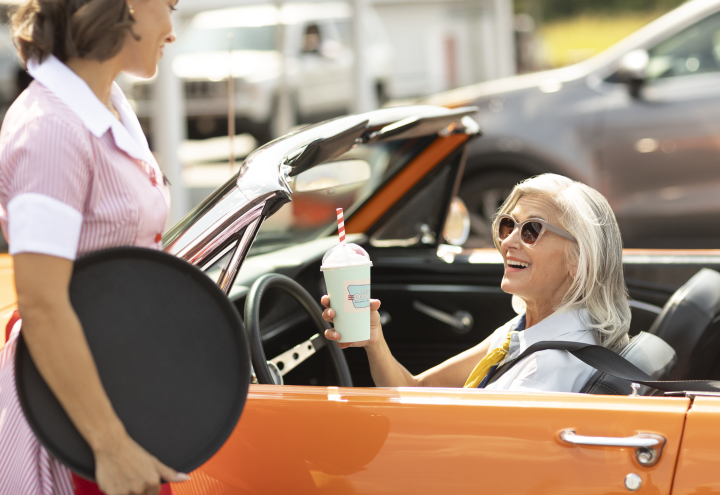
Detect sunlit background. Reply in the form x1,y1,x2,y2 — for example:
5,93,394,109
0,0,716,249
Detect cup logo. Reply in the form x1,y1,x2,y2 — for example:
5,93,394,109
343,278,371,313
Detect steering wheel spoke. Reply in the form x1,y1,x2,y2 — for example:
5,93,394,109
270,334,327,376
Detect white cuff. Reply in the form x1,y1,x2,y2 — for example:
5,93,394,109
8,193,82,260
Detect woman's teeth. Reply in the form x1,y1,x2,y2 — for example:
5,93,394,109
507,260,529,269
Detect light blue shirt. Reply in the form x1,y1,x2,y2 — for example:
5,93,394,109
483,307,598,393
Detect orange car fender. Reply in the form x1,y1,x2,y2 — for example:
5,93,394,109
669,396,720,494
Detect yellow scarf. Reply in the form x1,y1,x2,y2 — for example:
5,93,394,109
463,330,514,388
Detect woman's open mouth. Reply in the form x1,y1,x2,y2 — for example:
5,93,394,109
507,259,529,270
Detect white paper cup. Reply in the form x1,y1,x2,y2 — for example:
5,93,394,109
321,244,372,343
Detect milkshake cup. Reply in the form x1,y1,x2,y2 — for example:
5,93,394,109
321,209,372,343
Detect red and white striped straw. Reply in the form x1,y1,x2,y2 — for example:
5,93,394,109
336,208,346,245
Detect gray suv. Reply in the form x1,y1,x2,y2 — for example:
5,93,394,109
423,0,720,249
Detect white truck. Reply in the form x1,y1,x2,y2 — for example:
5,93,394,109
129,2,393,144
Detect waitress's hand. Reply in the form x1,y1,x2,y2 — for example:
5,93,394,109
94,431,190,495
321,295,382,349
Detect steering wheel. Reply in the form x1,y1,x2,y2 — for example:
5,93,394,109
244,273,353,386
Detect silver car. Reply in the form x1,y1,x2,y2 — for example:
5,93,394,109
423,0,720,249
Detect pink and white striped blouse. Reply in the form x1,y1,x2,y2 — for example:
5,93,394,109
0,55,170,494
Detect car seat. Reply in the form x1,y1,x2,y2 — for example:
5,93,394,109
580,331,676,395
647,268,720,381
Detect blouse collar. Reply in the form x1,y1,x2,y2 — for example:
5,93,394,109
509,307,595,356
27,55,155,165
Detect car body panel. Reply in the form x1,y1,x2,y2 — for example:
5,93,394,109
671,396,720,494
171,385,690,494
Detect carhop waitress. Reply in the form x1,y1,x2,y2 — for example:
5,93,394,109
0,0,192,494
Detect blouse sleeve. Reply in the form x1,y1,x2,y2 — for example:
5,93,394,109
4,115,93,260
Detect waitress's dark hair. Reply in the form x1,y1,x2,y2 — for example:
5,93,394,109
11,0,137,64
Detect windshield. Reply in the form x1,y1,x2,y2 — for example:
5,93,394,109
248,136,434,256
177,25,277,53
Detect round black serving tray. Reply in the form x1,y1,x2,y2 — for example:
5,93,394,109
15,247,250,480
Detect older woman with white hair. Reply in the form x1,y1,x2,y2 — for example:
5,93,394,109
321,174,631,392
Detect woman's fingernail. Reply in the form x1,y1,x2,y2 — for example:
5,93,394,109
177,473,191,482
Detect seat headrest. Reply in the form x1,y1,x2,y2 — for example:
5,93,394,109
649,268,720,380
581,332,676,395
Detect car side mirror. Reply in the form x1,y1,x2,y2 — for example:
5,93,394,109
616,49,649,99
293,159,371,192
442,197,470,246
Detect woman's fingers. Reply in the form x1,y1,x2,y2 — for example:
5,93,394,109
321,295,330,308
155,460,191,483
325,329,354,348
145,482,161,495
322,307,335,322
370,299,381,311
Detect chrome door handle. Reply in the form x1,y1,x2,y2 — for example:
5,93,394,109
558,429,666,467
413,301,473,334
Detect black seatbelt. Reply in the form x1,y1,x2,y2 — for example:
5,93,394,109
486,340,720,393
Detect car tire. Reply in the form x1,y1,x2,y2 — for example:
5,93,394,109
458,170,530,248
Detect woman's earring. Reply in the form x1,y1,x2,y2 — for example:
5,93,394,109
129,5,135,14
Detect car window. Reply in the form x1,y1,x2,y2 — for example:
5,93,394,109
177,25,277,53
370,166,452,247
301,23,322,54
646,11,720,79
335,20,351,46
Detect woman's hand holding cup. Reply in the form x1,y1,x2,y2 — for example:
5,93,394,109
321,295,382,349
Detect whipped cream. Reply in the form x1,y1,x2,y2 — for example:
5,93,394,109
321,243,372,270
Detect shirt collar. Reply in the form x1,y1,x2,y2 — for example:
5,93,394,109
27,55,155,164
510,307,591,355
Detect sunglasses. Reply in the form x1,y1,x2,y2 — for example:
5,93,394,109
495,214,577,246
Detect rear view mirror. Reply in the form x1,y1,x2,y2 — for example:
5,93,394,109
293,159,371,192
443,197,470,246
617,49,649,98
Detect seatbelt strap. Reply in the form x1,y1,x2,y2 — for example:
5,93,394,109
486,340,720,392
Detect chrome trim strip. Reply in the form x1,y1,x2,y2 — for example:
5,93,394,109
217,214,264,294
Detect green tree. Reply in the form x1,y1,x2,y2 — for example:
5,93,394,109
517,0,688,21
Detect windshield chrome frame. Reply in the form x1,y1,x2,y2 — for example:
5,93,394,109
163,105,480,294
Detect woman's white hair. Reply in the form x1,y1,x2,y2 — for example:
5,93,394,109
494,174,631,351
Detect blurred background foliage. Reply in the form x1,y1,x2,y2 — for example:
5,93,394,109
515,0,688,69
527,0,687,20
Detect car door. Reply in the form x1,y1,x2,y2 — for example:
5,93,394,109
599,11,720,248
174,386,690,494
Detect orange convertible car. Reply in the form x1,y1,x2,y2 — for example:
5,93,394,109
3,106,720,494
